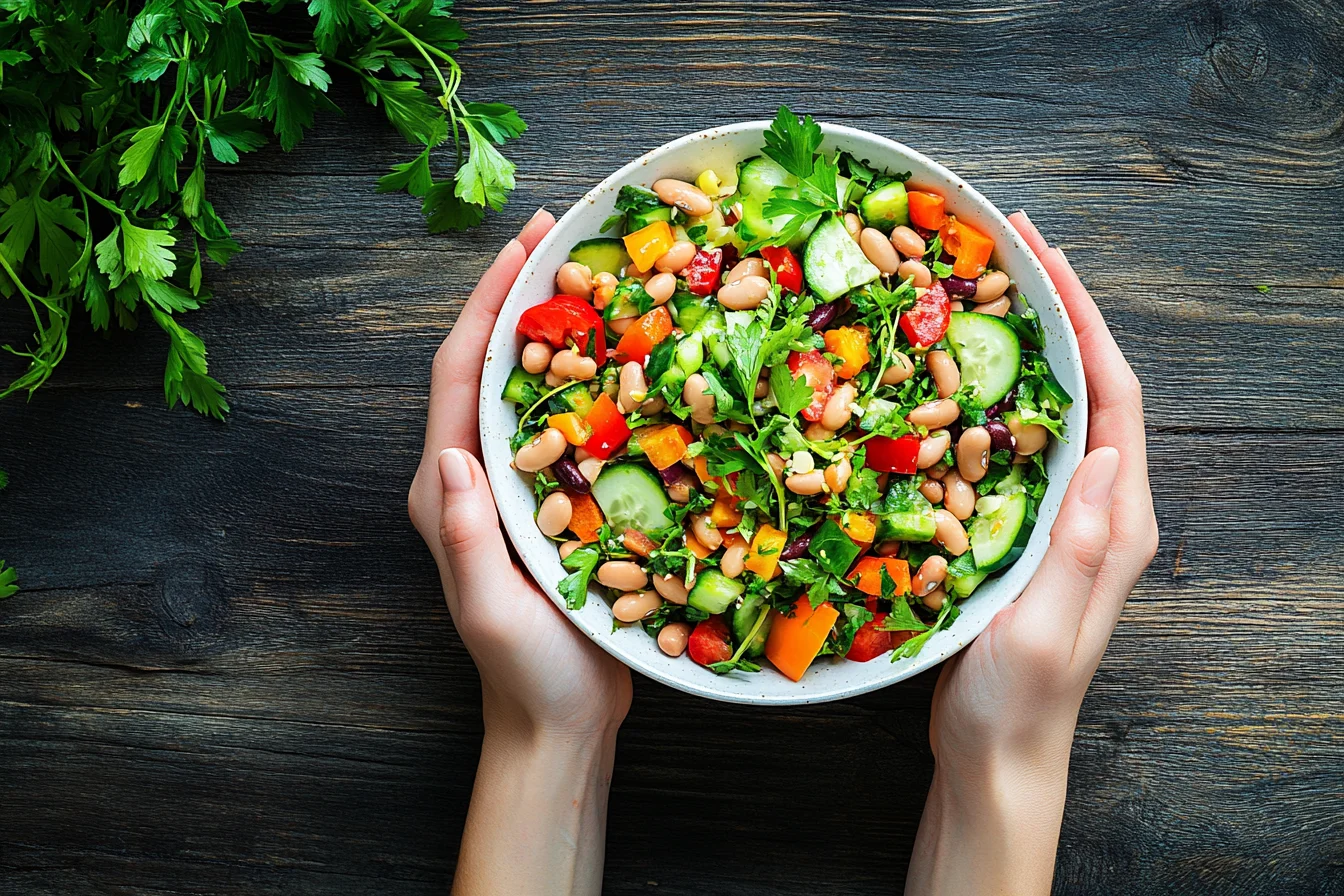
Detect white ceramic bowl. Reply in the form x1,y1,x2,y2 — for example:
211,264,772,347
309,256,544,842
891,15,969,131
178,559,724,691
480,121,1087,705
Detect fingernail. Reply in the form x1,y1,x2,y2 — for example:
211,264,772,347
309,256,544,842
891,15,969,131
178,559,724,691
1082,447,1120,508
494,238,521,263
439,448,474,492
1056,247,1073,268
528,207,548,222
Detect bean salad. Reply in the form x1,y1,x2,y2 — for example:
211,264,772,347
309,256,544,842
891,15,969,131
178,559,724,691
502,107,1073,681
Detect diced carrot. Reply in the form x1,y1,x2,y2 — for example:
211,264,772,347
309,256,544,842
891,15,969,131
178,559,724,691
847,557,912,597
685,528,714,559
622,220,675,272
566,490,605,543
635,423,693,470
744,524,787,580
940,218,994,279
822,325,871,380
622,527,659,557
908,190,947,230
832,511,877,548
547,412,593,446
764,598,841,682
709,490,743,529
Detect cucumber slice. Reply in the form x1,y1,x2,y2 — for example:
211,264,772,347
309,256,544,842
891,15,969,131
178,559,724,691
968,493,1029,570
859,179,910,232
569,238,630,277
591,464,672,535
944,312,1022,407
738,193,818,250
947,570,989,599
730,592,773,658
874,478,937,542
548,382,594,418
803,214,882,302
502,366,543,404
627,205,672,233
688,569,745,615
737,156,795,198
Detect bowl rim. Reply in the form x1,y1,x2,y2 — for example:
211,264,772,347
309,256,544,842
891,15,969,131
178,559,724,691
478,119,1087,705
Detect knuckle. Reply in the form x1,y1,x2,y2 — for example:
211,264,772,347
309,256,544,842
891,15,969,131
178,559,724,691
1056,517,1110,578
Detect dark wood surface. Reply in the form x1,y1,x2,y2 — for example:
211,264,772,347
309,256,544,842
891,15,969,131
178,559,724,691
3,1,1343,893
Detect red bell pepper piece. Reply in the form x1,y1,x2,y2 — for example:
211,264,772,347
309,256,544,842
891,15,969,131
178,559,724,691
688,615,734,667
899,280,951,348
516,295,606,361
580,393,631,460
846,612,893,662
759,245,803,295
683,248,723,297
787,349,835,422
864,433,921,474
612,306,673,366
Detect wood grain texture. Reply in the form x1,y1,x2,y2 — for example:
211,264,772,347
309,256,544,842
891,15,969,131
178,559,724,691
2,0,1343,894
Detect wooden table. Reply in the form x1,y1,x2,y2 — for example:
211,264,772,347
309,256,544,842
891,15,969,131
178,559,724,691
3,2,1341,893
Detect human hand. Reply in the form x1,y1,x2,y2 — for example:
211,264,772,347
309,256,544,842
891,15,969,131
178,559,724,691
907,212,1159,895
407,210,632,743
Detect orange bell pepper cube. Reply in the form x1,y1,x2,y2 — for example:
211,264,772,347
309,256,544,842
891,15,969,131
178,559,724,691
612,306,674,366
765,598,841,682
744,524,787,580
622,220,675,272
685,528,714,559
907,190,947,230
580,393,631,460
634,423,693,470
831,511,877,548
709,490,743,529
847,557,912,597
822,325,871,379
940,217,995,279
547,411,593,446
565,490,605,543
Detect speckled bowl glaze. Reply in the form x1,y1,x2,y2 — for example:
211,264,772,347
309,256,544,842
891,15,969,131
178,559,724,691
479,121,1087,705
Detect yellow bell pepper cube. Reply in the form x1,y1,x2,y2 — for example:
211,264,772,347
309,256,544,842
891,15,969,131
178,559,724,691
744,524,788,580
622,220,674,272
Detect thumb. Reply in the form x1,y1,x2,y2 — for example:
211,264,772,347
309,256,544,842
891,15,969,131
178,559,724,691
436,448,514,611
1013,447,1120,636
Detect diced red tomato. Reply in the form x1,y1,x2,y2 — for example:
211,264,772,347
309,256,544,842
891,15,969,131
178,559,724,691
899,280,951,348
846,613,893,662
787,349,835,422
684,248,723,297
612,306,674,366
688,616,734,666
759,245,803,295
865,433,921,474
516,295,606,361
580,393,631,459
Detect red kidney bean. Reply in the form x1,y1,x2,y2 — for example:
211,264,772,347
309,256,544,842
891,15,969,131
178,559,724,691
943,275,979,298
552,456,589,494
780,532,814,561
806,301,839,330
985,390,1016,419
984,420,1016,452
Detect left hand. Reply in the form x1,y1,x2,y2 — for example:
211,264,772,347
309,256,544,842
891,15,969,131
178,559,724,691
407,209,632,741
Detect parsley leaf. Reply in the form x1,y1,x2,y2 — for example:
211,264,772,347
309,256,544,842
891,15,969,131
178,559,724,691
761,105,823,179
558,545,601,611
0,561,16,600
891,598,959,660
769,363,814,418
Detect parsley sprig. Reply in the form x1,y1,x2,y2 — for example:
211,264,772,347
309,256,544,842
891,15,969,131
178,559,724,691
1,0,525,418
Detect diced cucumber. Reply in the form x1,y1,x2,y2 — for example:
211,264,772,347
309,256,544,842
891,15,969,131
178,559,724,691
687,569,745,615
947,570,988,599
548,382,594,418
627,205,672,233
858,179,910,232
687,306,732,368
737,192,818,250
731,592,773,658
502,366,543,404
737,156,795,198
591,464,672,535
875,477,937,542
569,238,630,277
944,312,1022,407
968,493,1029,571
669,292,715,332
803,214,881,302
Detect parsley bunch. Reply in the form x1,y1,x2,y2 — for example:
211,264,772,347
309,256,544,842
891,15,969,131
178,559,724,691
0,0,525,419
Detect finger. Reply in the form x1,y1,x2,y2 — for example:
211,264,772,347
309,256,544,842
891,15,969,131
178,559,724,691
424,209,556,455
1008,210,1050,260
1012,447,1120,639
435,447,516,617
